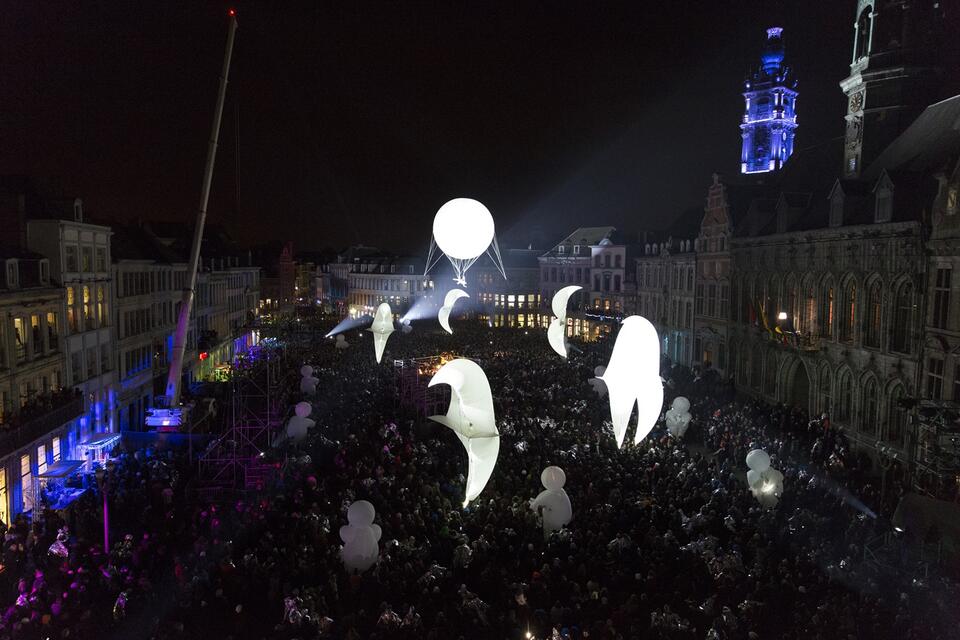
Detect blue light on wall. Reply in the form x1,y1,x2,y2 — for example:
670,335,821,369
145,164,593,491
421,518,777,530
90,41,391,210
740,27,798,174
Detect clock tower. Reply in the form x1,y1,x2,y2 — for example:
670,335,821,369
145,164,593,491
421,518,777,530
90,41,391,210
839,0,944,177
740,27,798,175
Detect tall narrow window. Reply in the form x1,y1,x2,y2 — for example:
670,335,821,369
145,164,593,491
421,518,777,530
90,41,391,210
821,282,834,337
47,312,59,351
83,286,93,328
840,282,856,342
819,366,833,416
887,386,906,443
892,282,913,353
37,445,47,476
864,281,882,348
932,268,951,329
20,454,32,512
927,357,945,400
97,285,106,326
0,468,6,526
837,370,853,422
860,378,878,435
30,314,41,355
13,318,26,362
52,437,61,463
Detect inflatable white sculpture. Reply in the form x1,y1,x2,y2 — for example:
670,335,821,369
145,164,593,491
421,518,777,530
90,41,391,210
340,500,382,574
599,316,663,448
368,303,395,364
588,365,608,397
299,365,319,395
424,198,505,286
530,466,572,538
547,286,582,358
428,359,500,505
335,334,349,350
400,319,413,334
438,289,469,334
665,396,692,438
745,449,783,508
286,401,315,443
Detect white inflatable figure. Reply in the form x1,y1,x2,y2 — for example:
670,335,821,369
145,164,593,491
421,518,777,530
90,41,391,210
665,396,692,438
286,402,315,443
588,365,608,398
368,303,395,363
428,359,500,505
335,334,349,350
400,320,413,334
340,500,381,574
438,289,469,334
530,466,572,538
547,286,582,358
599,316,663,448
425,198,504,286
745,449,771,473
299,365,319,395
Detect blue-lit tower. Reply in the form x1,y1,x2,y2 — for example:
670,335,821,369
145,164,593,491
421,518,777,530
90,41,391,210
740,27,798,174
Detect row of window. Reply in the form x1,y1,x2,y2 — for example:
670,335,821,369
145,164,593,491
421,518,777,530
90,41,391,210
0,437,64,524
70,344,111,383
0,372,62,423
3,313,59,366
65,285,108,334
64,245,108,273
350,277,427,293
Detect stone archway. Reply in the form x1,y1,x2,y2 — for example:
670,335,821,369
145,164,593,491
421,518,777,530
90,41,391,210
781,358,811,414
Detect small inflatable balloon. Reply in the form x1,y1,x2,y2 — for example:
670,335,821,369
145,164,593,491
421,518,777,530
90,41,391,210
340,500,382,574
286,402,315,443
335,334,349,350
752,467,784,509
745,449,771,473
530,466,572,538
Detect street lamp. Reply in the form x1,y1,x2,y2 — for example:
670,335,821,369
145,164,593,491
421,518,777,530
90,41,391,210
94,459,115,554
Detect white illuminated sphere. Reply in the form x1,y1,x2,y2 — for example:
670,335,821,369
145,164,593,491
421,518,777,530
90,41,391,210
541,466,566,490
746,449,771,472
433,198,495,260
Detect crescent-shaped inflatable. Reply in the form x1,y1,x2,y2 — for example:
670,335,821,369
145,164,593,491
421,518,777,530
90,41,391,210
547,285,582,358
438,289,470,335
428,359,500,505
368,303,395,364
599,315,663,448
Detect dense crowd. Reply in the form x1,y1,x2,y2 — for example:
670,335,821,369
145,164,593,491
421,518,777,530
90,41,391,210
1,320,957,639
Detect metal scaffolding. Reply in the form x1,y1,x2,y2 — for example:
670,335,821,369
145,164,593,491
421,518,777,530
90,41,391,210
191,344,291,502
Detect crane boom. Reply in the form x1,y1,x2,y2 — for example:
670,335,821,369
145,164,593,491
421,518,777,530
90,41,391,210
163,11,238,411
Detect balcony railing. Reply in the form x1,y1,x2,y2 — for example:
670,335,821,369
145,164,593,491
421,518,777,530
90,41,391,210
0,392,85,458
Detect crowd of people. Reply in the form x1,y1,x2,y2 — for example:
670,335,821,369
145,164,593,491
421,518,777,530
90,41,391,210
0,319,957,639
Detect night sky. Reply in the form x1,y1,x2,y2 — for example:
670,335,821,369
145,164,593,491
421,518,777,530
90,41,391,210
2,1,855,254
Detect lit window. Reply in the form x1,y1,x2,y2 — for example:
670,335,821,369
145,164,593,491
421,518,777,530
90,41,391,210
37,445,47,476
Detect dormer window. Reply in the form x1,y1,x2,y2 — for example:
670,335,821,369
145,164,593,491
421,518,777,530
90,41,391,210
573,245,581,255
947,186,958,216
39,259,49,285
875,188,892,223
5,260,18,289
558,245,565,254
73,198,83,222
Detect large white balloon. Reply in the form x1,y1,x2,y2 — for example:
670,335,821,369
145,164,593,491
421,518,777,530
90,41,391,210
438,289,469,334
547,285,582,358
746,449,771,473
428,359,500,505
340,500,382,574
433,198,495,260
530,466,573,538
368,303,395,364
599,316,663,448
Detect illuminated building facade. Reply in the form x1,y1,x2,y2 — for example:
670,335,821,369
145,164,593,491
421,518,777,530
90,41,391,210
740,27,798,174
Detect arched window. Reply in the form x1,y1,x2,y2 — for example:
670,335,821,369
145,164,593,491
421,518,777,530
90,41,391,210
802,280,815,335
855,7,872,60
864,280,882,348
819,365,833,416
764,351,777,397
840,280,857,342
765,275,779,326
614,255,622,268
837,370,853,423
820,278,834,337
887,385,906,443
860,377,878,435
891,281,913,353
751,345,763,390
731,278,741,324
